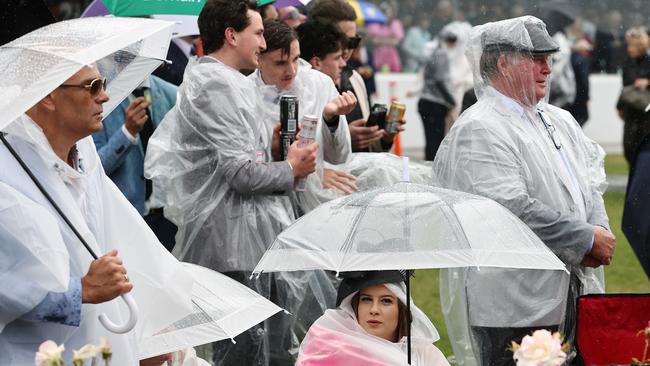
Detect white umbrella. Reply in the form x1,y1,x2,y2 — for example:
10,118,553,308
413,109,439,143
0,17,284,354
0,16,173,130
253,158,567,364
152,14,199,38
139,263,284,359
253,183,567,274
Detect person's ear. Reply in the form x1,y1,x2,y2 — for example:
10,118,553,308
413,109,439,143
39,93,57,113
310,56,321,70
224,27,237,47
496,54,510,76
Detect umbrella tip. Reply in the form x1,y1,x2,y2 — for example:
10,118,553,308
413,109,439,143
401,156,410,183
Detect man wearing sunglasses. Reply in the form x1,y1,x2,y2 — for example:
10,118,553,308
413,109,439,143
310,0,402,153
432,17,615,366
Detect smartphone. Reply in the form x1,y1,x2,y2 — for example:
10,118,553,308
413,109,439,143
366,104,388,130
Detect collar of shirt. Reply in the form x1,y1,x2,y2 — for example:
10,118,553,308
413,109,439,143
485,85,539,119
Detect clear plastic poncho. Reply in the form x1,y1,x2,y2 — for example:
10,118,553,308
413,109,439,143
0,115,195,364
249,59,351,214
432,16,608,366
145,58,295,273
145,58,337,365
296,282,449,366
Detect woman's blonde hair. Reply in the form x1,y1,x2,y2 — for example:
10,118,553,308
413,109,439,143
625,27,649,50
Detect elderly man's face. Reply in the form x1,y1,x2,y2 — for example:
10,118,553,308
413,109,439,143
499,53,551,105
51,66,109,139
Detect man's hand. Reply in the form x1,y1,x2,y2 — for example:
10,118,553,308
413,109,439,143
580,254,602,268
349,119,384,150
323,168,358,194
382,118,406,143
81,249,132,304
588,226,616,266
634,78,649,89
323,91,357,122
287,140,318,178
139,353,173,366
124,97,150,136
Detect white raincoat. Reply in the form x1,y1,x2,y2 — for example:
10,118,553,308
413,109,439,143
432,16,607,366
249,59,351,214
0,115,195,365
145,57,295,273
296,283,449,366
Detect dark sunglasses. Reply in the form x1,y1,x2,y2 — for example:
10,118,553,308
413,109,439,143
59,78,107,97
347,35,362,50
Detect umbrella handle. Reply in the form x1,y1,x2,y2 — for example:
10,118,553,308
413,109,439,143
98,293,139,334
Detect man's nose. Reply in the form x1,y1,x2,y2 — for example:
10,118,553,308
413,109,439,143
260,37,267,52
97,88,110,103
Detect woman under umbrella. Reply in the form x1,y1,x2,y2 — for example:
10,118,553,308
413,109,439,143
296,271,449,366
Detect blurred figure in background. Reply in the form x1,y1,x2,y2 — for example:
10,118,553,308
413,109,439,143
413,30,457,161
259,0,278,20
401,13,431,73
278,6,306,28
366,2,403,72
617,26,650,164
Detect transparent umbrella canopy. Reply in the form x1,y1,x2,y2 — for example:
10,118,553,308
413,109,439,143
0,16,173,130
253,182,568,275
139,263,284,359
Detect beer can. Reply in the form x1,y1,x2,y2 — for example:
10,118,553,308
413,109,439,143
280,95,299,160
386,102,406,134
295,115,319,192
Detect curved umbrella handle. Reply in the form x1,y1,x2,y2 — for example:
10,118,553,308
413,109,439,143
98,293,139,334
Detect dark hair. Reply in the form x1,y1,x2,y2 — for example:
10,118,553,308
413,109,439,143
296,20,346,61
309,0,356,23
351,290,411,341
262,19,298,55
259,4,275,20
198,0,257,54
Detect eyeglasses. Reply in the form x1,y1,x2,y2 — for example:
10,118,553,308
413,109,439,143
347,35,362,50
537,110,562,150
59,78,106,97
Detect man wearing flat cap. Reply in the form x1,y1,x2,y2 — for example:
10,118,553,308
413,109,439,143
433,16,615,366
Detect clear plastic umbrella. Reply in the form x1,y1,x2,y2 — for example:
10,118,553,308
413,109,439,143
0,16,283,355
253,177,567,275
253,158,567,364
0,16,173,130
139,263,284,359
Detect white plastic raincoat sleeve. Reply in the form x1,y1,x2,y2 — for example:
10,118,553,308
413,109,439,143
0,182,70,333
145,58,295,272
0,115,197,365
296,283,448,366
431,16,607,366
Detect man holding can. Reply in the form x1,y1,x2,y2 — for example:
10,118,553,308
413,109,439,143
144,1,318,364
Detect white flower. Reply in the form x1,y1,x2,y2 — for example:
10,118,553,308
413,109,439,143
72,344,100,363
512,330,567,366
98,337,112,361
35,340,65,366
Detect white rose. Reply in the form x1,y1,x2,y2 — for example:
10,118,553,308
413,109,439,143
73,344,100,363
34,340,65,366
513,330,567,366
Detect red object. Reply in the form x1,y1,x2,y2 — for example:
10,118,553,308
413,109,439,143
577,294,650,365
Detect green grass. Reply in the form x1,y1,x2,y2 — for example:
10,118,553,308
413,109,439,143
605,154,629,176
411,191,650,359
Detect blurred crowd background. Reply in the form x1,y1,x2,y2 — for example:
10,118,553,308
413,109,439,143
45,0,646,76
